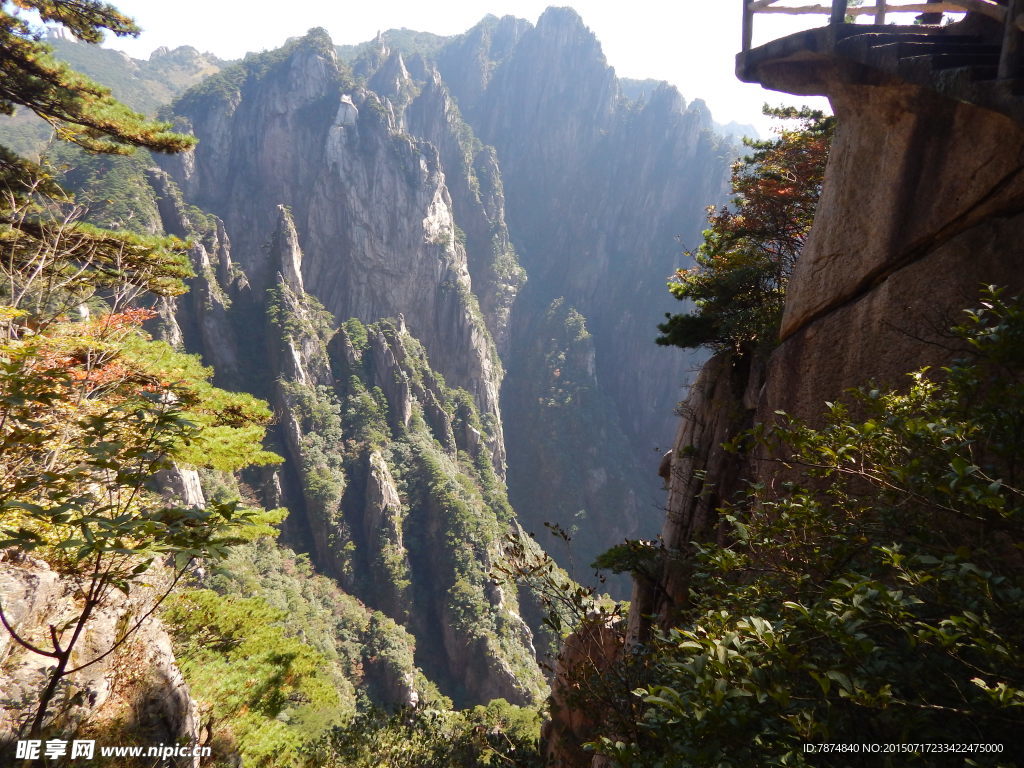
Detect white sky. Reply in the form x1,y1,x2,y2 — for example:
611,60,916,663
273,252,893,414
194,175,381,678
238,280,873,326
100,1,845,134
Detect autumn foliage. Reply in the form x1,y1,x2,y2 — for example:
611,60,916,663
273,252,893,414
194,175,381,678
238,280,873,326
657,107,834,354
0,1,275,738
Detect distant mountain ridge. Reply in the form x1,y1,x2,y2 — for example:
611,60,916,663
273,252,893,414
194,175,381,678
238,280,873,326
0,9,738,711
0,29,224,158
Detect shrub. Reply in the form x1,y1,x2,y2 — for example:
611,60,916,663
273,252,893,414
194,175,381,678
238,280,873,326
657,107,834,354
601,289,1024,766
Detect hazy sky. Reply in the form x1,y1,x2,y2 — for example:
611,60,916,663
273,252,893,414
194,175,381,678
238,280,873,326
100,1,839,134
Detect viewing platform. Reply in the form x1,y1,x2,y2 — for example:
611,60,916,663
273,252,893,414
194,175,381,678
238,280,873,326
737,0,1024,122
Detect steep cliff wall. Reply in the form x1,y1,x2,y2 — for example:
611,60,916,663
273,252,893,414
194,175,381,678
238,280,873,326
260,207,545,706
517,29,1024,768
644,47,1024,640
1,14,740,716
162,31,504,454
144,170,545,706
151,17,736,657
437,9,735,561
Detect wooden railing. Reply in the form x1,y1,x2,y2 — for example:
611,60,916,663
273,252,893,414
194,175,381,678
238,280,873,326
741,0,1023,77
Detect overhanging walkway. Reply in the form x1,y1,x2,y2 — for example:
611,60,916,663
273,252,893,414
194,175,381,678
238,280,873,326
737,1,1024,123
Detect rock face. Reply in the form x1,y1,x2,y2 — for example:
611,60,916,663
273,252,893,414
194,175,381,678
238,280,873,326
254,207,545,706
536,27,1024,768
6,13,741,712
638,29,1024,666
403,58,526,358
163,31,505,459
140,17,738,702
764,80,1024,426
0,552,200,766
436,9,735,563
134,59,543,705
628,352,764,640
542,617,623,768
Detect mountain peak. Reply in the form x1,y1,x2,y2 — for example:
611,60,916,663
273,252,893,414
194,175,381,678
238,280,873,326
536,6,587,31
272,205,304,294
531,6,608,71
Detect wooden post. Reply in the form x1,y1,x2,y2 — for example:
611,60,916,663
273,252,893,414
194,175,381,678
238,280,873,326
875,0,887,24
831,0,849,24
742,0,754,52
999,0,1023,78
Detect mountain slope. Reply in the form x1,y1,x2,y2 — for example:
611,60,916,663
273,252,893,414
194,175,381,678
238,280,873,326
436,9,734,565
0,10,739,712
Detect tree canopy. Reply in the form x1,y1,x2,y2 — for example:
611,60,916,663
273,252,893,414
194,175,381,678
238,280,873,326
0,0,194,160
657,107,834,354
0,1,283,739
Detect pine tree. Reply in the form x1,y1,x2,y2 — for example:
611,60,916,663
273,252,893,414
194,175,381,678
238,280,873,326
0,0,195,163
0,1,202,325
0,2,279,740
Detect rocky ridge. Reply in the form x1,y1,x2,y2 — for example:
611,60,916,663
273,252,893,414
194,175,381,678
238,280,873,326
629,18,1024,735
0,9,741,734
436,9,735,562
0,551,200,767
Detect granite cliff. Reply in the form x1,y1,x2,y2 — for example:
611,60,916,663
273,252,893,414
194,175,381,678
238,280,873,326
542,11,1024,768
144,13,735,708
644,20,1024,632
0,8,739,743
437,10,734,562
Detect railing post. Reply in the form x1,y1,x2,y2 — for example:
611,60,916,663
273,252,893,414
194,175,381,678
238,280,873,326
998,0,1023,78
831,0,849,24
742,0,754,52
874,0,887,25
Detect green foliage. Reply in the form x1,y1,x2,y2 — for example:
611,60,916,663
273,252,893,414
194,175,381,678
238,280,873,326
0,309,278,735
166,533,467,766
0,37,225,159
341,378,390,447
598,289,1024,766
0,6,269,736
591,539,661,578
316,699,543,768
47,142,162,233
0,180,194,307
657,107,834,354
163,589,345,767
204,535,445,707
267,283,336,346
0,1,194,157
280,380,348,527
454,223,467,250
123,334,281,471
0,315,276,573
343,317,369,351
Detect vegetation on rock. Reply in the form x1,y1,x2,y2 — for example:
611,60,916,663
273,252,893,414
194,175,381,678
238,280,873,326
595,289,1024,766
657,107,834,354
316,699,543,768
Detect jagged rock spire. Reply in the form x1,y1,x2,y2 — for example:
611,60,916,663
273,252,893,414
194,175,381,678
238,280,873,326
271,205,304,294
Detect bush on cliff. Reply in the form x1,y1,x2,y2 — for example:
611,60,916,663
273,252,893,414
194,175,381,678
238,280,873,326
599,289,1024,766
657,107,833,355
